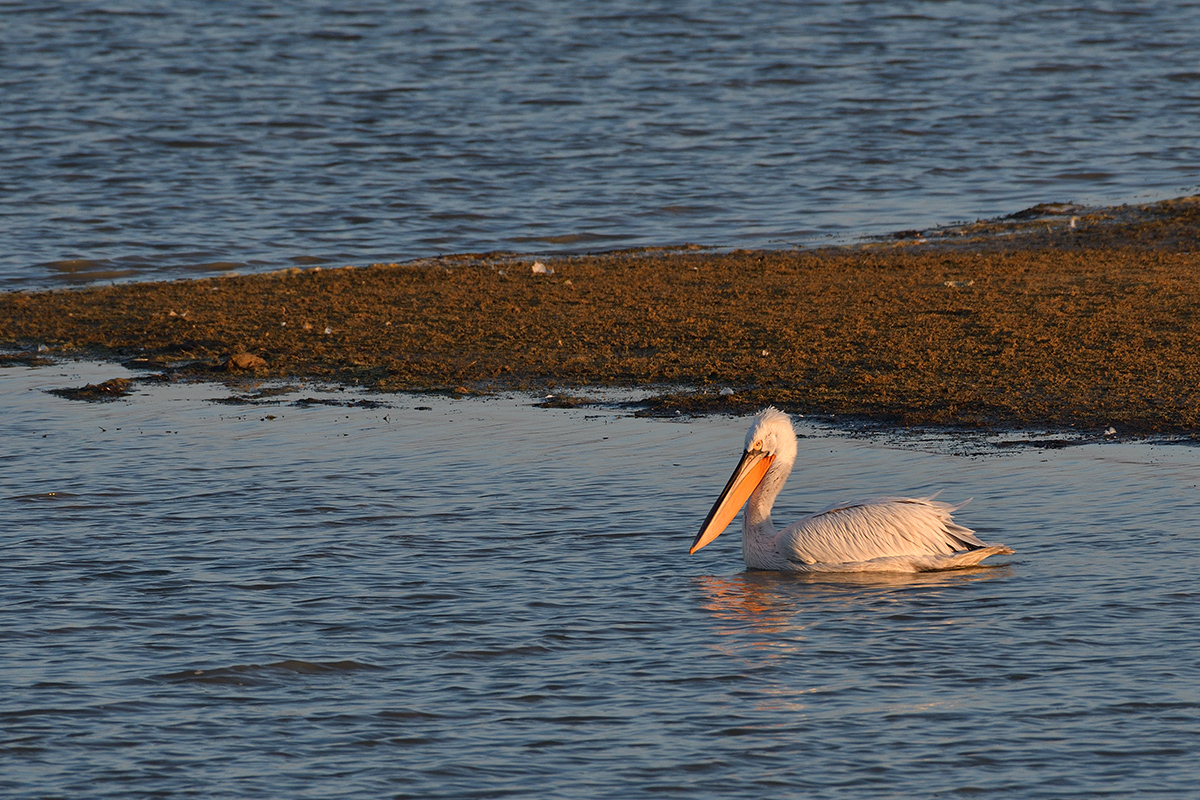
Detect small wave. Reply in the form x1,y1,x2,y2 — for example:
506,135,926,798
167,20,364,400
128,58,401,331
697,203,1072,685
376,708,444,720
155,659,384,686
0,706,104,720
446,644,553,661
8,491,80,502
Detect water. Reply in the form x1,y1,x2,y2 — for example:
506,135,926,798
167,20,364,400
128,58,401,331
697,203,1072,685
3,0,1200,288
3,360,1199,798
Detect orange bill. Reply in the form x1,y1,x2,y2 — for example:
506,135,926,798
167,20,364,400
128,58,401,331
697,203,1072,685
689,450,775,554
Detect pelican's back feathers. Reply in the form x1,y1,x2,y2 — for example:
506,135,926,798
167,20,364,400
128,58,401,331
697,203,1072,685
773,497,1002,571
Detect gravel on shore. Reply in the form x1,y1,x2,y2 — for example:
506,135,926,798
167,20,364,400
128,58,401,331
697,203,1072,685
3,197,1199,433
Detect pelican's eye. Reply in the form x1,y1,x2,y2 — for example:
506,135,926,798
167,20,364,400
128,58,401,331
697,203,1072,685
753,439,764,451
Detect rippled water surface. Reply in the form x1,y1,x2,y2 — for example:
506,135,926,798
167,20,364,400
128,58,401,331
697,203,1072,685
3,361,1200,798
3,1,1200,287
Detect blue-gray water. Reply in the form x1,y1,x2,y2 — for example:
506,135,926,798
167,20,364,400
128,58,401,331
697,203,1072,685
3,361,1199,798
3,0,1200,288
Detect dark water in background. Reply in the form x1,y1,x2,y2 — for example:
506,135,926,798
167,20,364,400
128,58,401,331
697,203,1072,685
3,361,1200,798
2,0,1200,288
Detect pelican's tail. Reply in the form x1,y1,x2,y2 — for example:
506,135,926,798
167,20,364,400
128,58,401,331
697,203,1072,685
914,544,1015,571
788,544,1015,573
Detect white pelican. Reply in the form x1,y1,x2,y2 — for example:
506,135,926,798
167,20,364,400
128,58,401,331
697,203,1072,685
690,408,1014,572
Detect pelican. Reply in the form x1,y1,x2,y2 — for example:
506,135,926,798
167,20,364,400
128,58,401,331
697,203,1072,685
690,408,1014,572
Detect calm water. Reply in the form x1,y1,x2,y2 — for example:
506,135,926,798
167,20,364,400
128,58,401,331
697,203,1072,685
3,360,1199,798
3,0,1200,288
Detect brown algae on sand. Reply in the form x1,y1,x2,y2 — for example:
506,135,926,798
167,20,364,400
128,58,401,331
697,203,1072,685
47,377,134,402
3,197,1200,432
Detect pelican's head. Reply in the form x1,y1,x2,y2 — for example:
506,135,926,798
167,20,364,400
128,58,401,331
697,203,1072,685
741,406,798,464
689,407,797,555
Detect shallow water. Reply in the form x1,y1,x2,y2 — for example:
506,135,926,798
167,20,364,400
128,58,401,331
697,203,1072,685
3,1,1200,288
3,361,1199,798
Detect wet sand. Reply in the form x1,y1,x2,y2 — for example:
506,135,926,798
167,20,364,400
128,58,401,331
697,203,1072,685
3,197,1199,434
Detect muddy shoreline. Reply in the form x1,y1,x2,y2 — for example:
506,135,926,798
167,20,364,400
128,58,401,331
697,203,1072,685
3,197,1199,435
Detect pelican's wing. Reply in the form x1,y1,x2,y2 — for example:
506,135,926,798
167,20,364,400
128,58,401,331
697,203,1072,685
775,497,985,566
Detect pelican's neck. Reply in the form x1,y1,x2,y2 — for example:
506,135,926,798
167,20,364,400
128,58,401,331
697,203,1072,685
742,452,793,556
